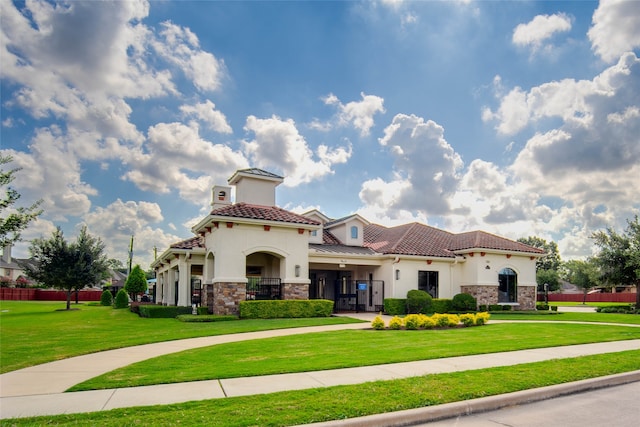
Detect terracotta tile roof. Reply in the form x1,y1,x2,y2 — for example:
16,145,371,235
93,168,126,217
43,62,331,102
360,223,545,257
170,236,205,250
322,229,342,245
310,244,377,256
450,231,546,254
210,203,320,225
364,223,456,258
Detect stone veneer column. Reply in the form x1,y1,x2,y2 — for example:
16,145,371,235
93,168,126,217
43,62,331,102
517,286,536,310
283,283,309,300
212,282,247,315
460,285,498,308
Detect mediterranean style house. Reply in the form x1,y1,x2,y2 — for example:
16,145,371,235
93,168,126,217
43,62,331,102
150,168,545,314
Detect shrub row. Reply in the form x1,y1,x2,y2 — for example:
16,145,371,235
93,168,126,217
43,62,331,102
383,294,474,316
138,305,193,318
239,299,334,319
596,305,639,314
372,312,490,330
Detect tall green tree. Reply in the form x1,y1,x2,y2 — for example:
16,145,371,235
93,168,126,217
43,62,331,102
561,259,599,304
24,226,110,310
125,264,148,301
518,236,561,291
517,236,561,271
0,155,43,247
592,216,640,306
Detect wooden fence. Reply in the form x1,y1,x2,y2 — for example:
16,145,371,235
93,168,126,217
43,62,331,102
538,293,636,303
0,288,102,301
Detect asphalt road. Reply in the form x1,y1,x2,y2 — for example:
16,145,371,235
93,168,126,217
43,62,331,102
417,381,640,426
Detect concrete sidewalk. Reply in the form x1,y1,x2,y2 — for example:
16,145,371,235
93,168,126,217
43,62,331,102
2,324,639,420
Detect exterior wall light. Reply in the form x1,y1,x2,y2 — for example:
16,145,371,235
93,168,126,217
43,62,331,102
395,269,400,280
295,265,300,277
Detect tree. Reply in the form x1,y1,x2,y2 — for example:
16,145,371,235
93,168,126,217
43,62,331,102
562,259,599,305
517,236,561,271
536,268,560,292
592,216,640,307
0,155,43,247
24,226,110,310
125,264,147,301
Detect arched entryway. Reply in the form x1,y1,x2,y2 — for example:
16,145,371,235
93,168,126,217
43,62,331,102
498,267,517,303
246,251,283,300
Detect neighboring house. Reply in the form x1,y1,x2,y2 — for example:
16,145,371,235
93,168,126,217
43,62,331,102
151,168,545,314
0,244,34,285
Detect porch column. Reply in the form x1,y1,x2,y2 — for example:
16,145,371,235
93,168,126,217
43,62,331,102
211,280,247,315
177,258,190,306
283,282,309,299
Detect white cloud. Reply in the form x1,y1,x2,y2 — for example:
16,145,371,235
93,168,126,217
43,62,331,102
180,100,232,134
322,92,386,136
359,114,463,216
512,13,572,53
154,22,227,92
123,121,248,202
243,115,351,187
82,199,180,268
588,0,640,63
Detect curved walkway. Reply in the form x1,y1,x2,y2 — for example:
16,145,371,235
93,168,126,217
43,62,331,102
1,314,640,421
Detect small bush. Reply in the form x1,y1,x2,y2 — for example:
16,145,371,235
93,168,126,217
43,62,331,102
371,315,386,330
475,312,491,325
239,299,333,319
114,289,129,309
451,293,477,312
459,313,475,327
388,316,403,330
197,306,210,315
478,304,489,312
100,290,113,306
419,314,436,329
551,305,558,312
488,304,502,311
536,302,549,311
384,298,406,315
432,298,452,314
404,314,422,330
406,290,432,314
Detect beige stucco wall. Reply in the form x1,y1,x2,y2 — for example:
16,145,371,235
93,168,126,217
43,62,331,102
205,222,311,285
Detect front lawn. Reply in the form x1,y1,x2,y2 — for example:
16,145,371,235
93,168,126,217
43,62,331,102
0,301,362,373
9,349,640,427
72,322,640,390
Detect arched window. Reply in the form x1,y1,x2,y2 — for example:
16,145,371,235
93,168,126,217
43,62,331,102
498,268,517,303
350,225,358,239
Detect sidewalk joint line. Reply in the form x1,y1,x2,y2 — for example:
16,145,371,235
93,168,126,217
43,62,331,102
218,379,228,397
101,388,118,410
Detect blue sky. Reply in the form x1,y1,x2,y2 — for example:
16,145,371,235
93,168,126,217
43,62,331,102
2,0,639,269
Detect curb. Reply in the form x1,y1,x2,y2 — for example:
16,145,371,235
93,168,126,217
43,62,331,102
299,370,640,427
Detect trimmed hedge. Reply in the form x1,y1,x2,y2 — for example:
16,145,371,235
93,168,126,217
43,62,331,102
406,290,432,314
432,298,453,314
383,298,406,315
239,299,333,319
138,305,193,318
452,293,477,311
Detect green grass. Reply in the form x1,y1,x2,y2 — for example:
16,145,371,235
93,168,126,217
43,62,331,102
8,350,640,427
72,322,640,391
0,301,362,373
490,311,640,324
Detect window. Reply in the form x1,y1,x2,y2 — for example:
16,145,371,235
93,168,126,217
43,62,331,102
350,225,358,239
311,230,317,237
418,270,438,298
498,268,517,303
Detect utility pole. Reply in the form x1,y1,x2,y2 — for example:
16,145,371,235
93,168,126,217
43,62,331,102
128,235,134,276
